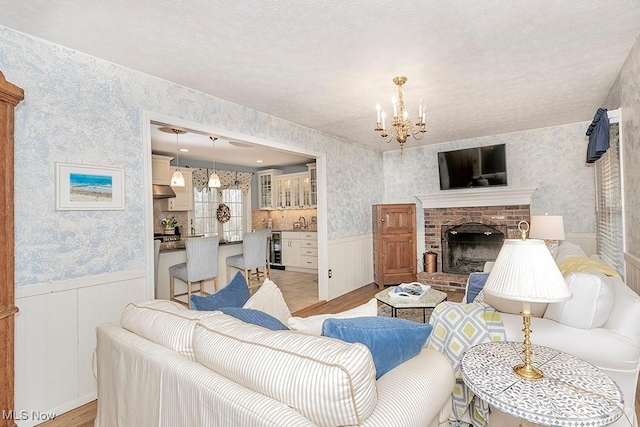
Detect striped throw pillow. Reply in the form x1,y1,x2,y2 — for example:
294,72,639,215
120,300,215,360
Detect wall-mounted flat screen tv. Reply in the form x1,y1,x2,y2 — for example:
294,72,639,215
438,144,507,190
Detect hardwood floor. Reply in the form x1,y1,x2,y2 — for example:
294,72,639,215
36,400,96,427
36,284,640,426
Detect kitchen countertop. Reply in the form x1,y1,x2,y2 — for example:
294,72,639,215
159,239,242,253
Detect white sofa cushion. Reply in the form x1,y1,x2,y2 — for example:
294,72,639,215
120,299,214,361
287,298,378,335
243,278,292,324
194,312,378,427
604,276,640,342
544,272,614,329
555,241,588,264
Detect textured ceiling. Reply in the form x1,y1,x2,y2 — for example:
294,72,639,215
1,1,640,151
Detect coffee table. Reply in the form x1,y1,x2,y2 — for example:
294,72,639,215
375,286,447,323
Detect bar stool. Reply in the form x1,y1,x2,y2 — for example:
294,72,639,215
226,230,270,292
169,236,219,307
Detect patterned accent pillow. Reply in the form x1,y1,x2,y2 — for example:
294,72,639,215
322,316,432,379
190,272,250,311
217,307,289,330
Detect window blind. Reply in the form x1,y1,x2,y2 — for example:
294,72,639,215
595,122,624,275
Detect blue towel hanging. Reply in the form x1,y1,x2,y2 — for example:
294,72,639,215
586,108,609,163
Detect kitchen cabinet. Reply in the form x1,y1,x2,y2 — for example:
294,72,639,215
152,154,173,185
282,232,301,267
275,172,308,209
282,231,317,271
162,169,193,211
262,163,317,210
256,169,282,210
307,163,317,207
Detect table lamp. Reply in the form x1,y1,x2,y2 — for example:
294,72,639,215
529,214,565,254
483,221,571,380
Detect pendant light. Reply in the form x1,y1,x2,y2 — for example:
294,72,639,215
208,136,221,188
170,128,186,187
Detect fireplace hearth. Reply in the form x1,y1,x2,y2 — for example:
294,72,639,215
441,222,506,274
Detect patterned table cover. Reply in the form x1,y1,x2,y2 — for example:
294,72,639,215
461,341,624,427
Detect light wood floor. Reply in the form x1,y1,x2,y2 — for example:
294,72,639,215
269,269,319,313
36,283,640,426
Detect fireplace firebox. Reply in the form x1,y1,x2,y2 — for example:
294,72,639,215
441,222,506,274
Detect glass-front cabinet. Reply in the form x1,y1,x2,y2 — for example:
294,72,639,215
256,169,282,210
307,163,317,207
258,163,317,210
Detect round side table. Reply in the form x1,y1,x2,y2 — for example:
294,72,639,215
461,341,624,427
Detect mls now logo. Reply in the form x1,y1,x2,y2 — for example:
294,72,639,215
2,410,56,421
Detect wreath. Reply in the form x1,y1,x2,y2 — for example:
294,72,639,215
216,204,231,223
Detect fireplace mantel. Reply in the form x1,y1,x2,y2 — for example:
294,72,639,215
416,187,537,209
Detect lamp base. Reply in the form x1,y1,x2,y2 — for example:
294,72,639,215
514,363,544,381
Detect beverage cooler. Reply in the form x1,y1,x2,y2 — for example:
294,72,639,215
269,231,284,269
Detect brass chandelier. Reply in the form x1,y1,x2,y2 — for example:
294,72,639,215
374,76,426,150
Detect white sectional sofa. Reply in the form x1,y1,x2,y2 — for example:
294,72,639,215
94,300,456,427
469,242,640,427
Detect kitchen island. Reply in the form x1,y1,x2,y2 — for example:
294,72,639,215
156,239,243,302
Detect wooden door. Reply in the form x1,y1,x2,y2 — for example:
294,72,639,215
373,203,417,288
0,70,24,427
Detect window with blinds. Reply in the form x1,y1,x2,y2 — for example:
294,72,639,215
595,122,624,275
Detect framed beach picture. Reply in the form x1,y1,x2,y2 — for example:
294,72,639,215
55,163,125,210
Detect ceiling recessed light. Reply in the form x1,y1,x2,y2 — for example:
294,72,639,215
179,148,190,152
256,160,264,163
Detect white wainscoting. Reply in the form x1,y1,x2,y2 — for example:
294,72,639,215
327,234,373,301
14,270,148,427
565,233,597,256
624,252,640,294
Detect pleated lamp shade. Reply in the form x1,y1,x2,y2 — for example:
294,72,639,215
484,239,571,303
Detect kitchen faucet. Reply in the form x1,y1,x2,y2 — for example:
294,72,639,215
299,216,308,229
191,226,196,236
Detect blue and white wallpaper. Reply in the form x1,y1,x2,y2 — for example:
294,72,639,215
604,33,640,259
383,122,596,254
0,26,383,286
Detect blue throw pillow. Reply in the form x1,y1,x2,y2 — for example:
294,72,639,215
217,307,289,331
322,317,433,379
190,272,250,311
466,272,490,303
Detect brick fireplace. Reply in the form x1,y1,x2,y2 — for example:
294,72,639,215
416,188,535,292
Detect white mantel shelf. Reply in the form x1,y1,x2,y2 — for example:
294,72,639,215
416,187,537,209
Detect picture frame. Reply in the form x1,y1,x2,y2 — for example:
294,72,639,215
55,162,125,210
